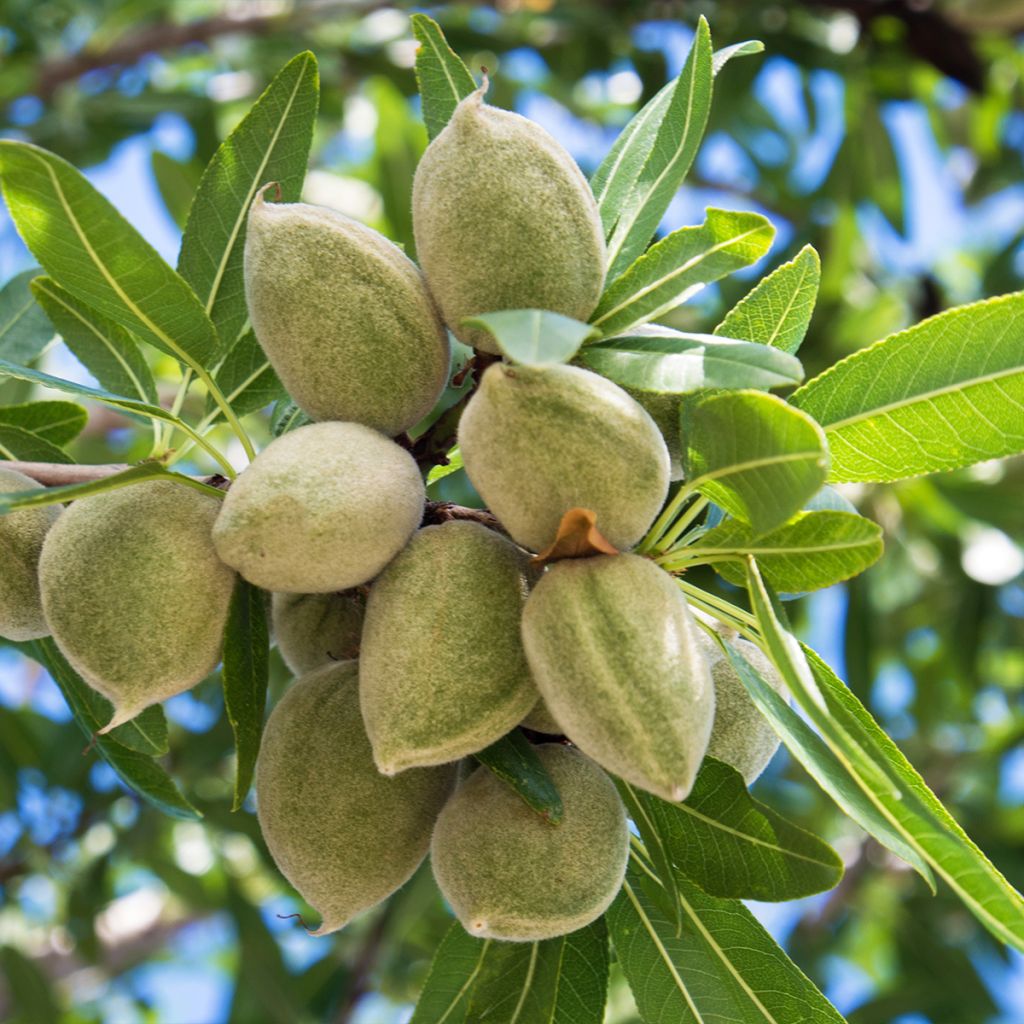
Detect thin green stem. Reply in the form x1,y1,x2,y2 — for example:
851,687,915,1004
656,552,740,573
638,484,696,554
153,366,194,456
196,364,256,462
656,495,709,553
677,579,759,638
172,418,236,479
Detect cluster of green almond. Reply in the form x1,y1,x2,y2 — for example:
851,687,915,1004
0,85,786,942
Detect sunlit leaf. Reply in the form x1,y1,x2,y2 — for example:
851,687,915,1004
463,309,598,367
412,13,477,141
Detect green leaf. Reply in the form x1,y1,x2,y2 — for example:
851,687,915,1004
410,923,489,1024
790,291,1024,482
222,579,270,811
692,510,884,591
412,13,477,141
0,140,220,369
607,861,845,1024
0,357,234,476
0,423,74,463
26,638,195,818
31,277,158,405
577,326,803,394
592,209,775,338
474,731,564,825
150,151,202,230
0,400,87,446
716,632,934,884
682,391,828,536
0,461,223,515
629,758,843,902
468,919,609,1023
0,267,52,363
604,18,714,279
178,51,319,347
411,920,609,1024
806,646,1024,953
206,329,285,421
427,446,463,485
463,309,598,367
270,398,311,437
0,944,61,1024
714,244,821,354
712,40,765,75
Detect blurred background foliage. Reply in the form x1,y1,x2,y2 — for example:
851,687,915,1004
1,1,1023,1021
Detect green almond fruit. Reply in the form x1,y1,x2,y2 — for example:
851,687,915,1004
245,190,450,436
458,363,670,552
698,627,788,785
213,422,424,593
430,743,628,941
271,590,365,675
520,698,562,735
628,388,684,480
412,85,605,354
522,553,714,802
0,467,61,642
256,661,456,935
360,520,537,773
38,480,235,730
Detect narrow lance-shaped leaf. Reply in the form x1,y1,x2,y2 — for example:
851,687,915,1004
0,141,220,369
178,51,319,348
222,579,270,810
0,461,223,515
463,309,599,367
791,290,1024,482
607,859,846,1024
0,401,86,446
689,510,884,592
592,208,775,338
682,390,828,536
805,644,1024,953
468,919,609,1023
410,919,609,1024
0,424,74,463
409,923,491,1024
604,18,714,279
412,13,477,141
31,277,158,407
578,325,803,394
204,329,285,423
744,561,1024,949
716,631,934,883
26,639,197,820
712,39,765,74
629,757,844,902
714,244,821,355
474,730,564,824
0,267,52,363
0,357,234,477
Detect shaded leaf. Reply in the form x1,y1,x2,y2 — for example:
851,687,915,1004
578,325,803,394
206,329,285,421
178,51,319,347
150,151,202,230
0,267,52,363
463,309,598,367
0,944,61,1024
0,400,87,446
0,141,219,369
604,19,714,278
791,291,1024,482
222,579,270,810
474,731,564,825
26,639,195,819
629,758,843,901
593,209,775,338
31,277,158,405
410,923,489,1024
270,398,311,437
692,510,884,591
714,244,821,354
0,423,74,463
607,861,845,1024
682,390,828,536
412,13,478,141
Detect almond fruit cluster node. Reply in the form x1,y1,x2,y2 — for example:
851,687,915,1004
0,86,786,944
